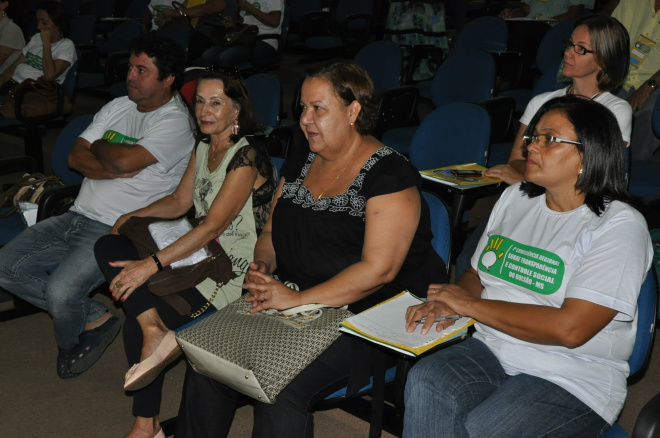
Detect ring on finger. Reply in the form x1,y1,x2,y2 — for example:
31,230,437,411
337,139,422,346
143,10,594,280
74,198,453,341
115,280,123,289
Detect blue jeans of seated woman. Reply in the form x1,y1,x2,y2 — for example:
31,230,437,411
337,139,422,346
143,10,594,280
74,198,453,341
0,211,109,351
403,338,610,438
200,41,278,67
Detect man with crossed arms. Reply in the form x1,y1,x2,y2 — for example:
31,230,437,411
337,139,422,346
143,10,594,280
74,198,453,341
0,33,194,378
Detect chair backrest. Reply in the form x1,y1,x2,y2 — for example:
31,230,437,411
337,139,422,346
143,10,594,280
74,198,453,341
62,57,79,101
628,270,657,377
100,20,142,54
124,0,150,18
159,23,190,62
289,0,323,25
421,191,451,273
354,40,402,97
453,16,507,54
409,102,491,170
334,0,373,46
89,0,116,17
69,15,96,46
651,93,660,138
532,62,565,96
535,19,575,74
245,73,282,128
51,115,93,184
271,156,285,180
431,50,495,108
61,0,82,16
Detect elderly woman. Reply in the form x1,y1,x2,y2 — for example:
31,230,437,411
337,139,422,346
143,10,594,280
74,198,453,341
94,68,276,438
174,60,447,438
404,95,653,438
0,1,76,98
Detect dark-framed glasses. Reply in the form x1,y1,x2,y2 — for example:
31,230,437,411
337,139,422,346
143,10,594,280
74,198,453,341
563,40,595,55
523,134,582,148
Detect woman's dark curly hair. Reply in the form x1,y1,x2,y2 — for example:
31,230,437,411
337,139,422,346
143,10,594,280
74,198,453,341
194,68,264,144
36,1,70,37
302,60,378,135
520,95,630,215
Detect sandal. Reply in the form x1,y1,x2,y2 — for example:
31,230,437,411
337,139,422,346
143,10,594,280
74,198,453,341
69,315,122,374
57,349,80,379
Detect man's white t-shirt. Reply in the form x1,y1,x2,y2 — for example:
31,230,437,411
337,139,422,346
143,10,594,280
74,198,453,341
520,86,633,144
71,96,195,226
471,184,652,424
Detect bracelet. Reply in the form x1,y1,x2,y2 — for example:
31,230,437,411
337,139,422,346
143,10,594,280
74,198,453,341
150,252,164,271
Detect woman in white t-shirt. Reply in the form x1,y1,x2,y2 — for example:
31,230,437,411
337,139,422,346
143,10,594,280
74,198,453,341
0,1,76,98
486,14,631,185
404,95,653,438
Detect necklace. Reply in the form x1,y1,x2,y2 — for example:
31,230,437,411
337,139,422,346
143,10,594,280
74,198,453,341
209,140,233,163
568,84,603,100
316,137,365,201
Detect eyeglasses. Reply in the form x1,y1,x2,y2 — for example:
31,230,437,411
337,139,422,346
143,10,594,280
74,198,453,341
563,40,595,55
523,134,582,148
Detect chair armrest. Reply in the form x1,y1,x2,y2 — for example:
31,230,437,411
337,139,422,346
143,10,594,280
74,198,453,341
248,34,283,67
266,125,293,158
300,11,331,40
340,13,371,46
477,96,517,144
631,392,660,438
36,183,81,222
0,156,38,174
375,85,420,138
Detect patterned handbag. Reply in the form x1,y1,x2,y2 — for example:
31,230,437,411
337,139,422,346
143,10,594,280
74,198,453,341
176,294,353,403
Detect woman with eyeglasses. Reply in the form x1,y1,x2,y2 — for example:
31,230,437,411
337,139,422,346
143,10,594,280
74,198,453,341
403,94,652,438
486,14,631,185
93,69,277,438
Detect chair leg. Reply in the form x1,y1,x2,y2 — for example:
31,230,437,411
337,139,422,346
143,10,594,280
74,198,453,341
0,295,41,322
24,125,45,173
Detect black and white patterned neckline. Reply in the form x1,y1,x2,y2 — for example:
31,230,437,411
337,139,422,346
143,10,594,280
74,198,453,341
281,146,394,219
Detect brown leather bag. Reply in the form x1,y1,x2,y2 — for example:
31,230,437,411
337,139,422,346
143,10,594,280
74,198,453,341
118,216,238,315
0,78,72,119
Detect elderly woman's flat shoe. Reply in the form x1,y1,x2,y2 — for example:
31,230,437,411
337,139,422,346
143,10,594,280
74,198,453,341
124,330,181,391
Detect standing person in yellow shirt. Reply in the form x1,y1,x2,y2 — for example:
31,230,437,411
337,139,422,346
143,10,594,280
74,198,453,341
610,0,660,160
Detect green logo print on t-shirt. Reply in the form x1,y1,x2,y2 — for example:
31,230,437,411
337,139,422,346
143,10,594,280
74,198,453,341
102,130,139,145
243,2,260,16
478,235,564,295
24,52,43,71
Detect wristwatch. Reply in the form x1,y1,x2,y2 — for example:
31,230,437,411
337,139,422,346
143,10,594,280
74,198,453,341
647,79,657,90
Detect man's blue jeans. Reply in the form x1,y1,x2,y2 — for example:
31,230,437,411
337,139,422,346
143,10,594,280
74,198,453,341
403,338,610,438
0,211,110,351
